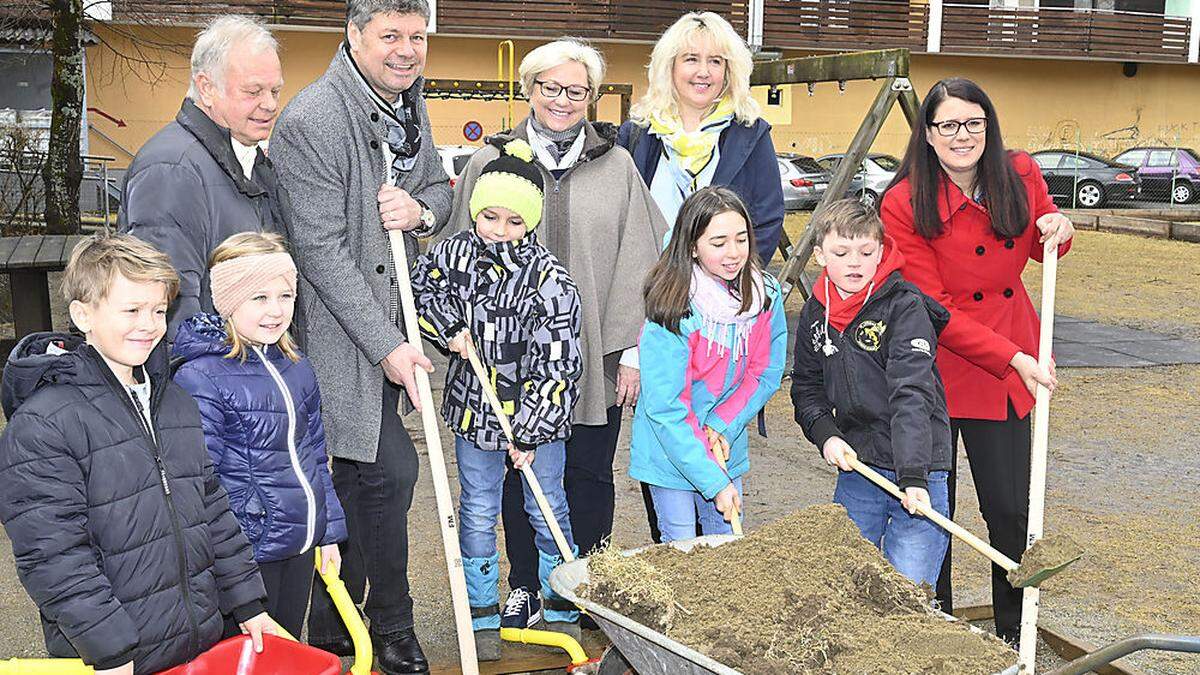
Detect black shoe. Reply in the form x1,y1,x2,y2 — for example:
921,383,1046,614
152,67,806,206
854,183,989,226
372,628,429,674
500,586,542,629
308,635,355,657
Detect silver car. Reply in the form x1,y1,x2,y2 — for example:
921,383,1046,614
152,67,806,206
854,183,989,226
778,154,867,211
817,153,901,209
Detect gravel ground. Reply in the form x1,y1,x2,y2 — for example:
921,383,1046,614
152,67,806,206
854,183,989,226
0,228,1197,673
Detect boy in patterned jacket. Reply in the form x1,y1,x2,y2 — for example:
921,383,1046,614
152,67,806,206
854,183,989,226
412,139,582,660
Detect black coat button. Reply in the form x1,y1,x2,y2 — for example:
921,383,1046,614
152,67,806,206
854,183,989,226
959,203,968,211
1004,288,1014,298
376,264,386,274
975,245,986,256
973,291,984,301
1005,239,1015,249
370,140,379,150
371,112,380,122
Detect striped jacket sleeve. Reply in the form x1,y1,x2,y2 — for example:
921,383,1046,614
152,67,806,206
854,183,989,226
511,263,583,448
412,239,468,351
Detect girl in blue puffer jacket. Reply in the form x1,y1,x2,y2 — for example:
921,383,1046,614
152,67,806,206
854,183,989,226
173,232,346,638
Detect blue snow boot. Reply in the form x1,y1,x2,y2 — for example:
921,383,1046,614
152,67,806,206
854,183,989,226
464,553,502,661
538,548,581,640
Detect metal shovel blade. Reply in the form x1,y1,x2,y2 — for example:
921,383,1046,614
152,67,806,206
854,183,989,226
1006,535,1084,588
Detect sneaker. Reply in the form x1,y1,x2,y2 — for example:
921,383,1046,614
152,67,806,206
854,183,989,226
500,586,542,629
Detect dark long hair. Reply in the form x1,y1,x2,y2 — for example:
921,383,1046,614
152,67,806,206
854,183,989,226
887,77,1029,240
644,186,760,334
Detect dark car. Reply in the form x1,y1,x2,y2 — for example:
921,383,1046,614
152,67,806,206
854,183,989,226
1031,150,1140,208
1112,146,1200,204
777,153,865,211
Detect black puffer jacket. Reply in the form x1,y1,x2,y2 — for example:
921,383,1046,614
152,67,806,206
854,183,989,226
0,333,266,674
791,271,953,491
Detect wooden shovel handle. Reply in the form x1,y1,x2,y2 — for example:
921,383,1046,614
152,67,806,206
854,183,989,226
847,457,1017,573
462,340,576,562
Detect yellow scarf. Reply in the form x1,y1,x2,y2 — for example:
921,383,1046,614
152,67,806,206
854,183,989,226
648,97,736,176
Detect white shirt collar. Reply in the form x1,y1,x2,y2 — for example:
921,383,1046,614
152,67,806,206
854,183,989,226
230,137,259,180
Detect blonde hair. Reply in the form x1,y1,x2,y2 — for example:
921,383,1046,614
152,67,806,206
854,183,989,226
630,12,759,125
62,234,179,306
519,38,606,101
209,232,301,363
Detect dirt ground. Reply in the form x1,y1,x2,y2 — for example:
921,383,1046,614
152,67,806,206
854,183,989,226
0,226,1197,673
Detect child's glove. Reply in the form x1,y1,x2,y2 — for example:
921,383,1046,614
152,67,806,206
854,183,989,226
822,437,858,472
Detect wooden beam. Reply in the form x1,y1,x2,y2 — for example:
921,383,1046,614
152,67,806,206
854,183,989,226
750,48,910,87
778,77,901,300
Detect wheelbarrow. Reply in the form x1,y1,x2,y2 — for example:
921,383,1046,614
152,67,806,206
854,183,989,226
548,535,1020,675
0,550,377,675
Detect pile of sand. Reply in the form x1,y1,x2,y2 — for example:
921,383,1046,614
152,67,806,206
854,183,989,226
581,504,1016,674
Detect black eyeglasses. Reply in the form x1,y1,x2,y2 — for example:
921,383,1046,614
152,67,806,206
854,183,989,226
930,117,987,137
534,80,591,102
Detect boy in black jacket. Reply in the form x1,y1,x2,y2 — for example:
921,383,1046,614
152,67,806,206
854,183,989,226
0,235,271,675
791,199,953,587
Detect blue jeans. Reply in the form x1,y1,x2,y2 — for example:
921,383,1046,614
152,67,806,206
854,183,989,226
833,467,950,587
648,478,743,543
455,436,579,625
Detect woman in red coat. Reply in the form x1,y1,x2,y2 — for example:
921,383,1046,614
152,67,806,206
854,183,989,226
880,77,1074,644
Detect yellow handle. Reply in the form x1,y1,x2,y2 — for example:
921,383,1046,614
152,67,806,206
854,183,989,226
314,550,374,675
0,659,93,674
500,627,590,665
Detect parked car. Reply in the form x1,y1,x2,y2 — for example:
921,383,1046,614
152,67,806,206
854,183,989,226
1031,150,1140,208
777,153,865,211
816,153,900,209
437,144,479,187
1111,146,1200,204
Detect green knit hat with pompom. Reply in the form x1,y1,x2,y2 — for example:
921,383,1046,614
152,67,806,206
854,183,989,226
469,139,545,232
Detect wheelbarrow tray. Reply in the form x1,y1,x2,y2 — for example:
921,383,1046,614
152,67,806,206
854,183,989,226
548,535,1019,675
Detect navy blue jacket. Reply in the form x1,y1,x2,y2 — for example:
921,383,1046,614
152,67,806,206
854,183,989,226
172,314,346,564
617,119,785,266
0,333,265,674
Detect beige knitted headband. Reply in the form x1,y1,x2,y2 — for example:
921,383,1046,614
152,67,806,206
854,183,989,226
210,252,298,317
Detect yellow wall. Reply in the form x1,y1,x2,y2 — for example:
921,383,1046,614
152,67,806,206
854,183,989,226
84,25,1200,169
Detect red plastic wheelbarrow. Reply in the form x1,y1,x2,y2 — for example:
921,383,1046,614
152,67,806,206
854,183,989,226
0,551,377,675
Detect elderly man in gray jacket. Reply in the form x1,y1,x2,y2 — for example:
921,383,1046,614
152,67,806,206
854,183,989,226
269,0,449,672
119,15,286,337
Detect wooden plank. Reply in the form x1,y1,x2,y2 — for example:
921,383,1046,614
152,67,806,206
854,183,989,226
6,235,44,270
32,235,66,269
10,269,52,338
1097,215,1170,238
64,235,88,266
750,49,909,87
0,236,22,268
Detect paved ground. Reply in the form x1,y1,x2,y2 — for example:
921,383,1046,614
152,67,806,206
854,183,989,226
1055,315,1200,367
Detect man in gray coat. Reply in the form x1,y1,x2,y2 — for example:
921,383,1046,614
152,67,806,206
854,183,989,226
269,1,449,672
119,16,287,337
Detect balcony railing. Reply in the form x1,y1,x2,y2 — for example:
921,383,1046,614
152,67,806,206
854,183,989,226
97,0,1196,65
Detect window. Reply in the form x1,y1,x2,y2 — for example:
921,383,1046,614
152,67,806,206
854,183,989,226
0,51,53,111
792,157,825,174
1115,149,1148,167
817,157,839,172
1147,150,1178,167
452,154,472,175
1059,155,1090,169
1034,153,1062,170
871,155,900,172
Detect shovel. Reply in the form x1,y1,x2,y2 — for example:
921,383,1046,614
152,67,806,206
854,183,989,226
709,441,743,536
460,339,602,673
846,456,1080,588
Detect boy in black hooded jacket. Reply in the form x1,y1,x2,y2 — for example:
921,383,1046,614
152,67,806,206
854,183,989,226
791,199,953,588
0,235,269,675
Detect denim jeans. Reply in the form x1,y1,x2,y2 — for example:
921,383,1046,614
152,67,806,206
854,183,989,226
457,436,578,623
833,467,950,587
308,382,419,641
648,477,743,543
502,406,621,593
455,436,575,560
